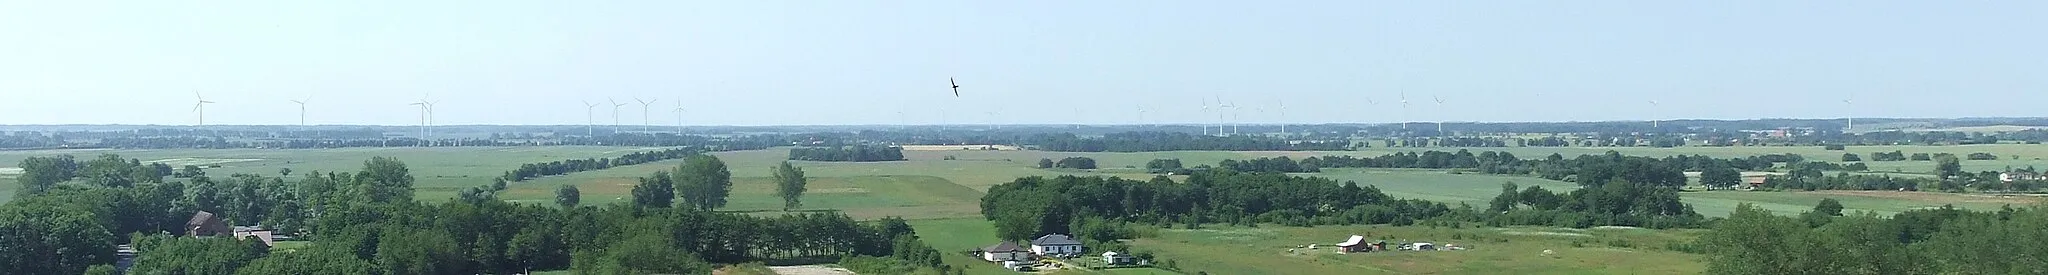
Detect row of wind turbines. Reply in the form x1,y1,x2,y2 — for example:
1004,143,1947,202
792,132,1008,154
186,92,695,143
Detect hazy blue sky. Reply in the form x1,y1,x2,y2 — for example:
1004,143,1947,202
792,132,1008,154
3,1,2043,126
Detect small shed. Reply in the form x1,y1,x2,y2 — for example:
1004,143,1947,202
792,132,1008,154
1102,251,1136,265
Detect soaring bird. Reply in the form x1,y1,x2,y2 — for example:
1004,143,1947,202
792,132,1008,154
950,77,960,97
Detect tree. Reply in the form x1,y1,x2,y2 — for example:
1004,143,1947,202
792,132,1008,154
1037,159,1055,169
773,161,808,211
555,185,581,208
16,155,78,195
1841,153,1861,162
631,171,676,209
673,155,733,211
279,168,293,178
351,157,415,203
1935,155,1963,180
1813,198,1844,216
571,234,711,275
1487,182,1519,212
1701,165,1742,189
0,199,115,275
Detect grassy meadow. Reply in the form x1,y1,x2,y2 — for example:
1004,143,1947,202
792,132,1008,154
1128,224,1706,275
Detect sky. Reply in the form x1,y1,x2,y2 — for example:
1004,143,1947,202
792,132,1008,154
2,1,2044,126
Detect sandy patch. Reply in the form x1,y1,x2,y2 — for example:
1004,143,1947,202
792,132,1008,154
901,145,1022,151
0,167,22,176
1809,190,2045,205
147,158,265,167
768,265,856,275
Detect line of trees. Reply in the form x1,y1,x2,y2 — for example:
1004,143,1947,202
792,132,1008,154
1028,132,1347,152
787,145,906,162
501,147,704,182
978,170,1710,245
1699,202,2048,274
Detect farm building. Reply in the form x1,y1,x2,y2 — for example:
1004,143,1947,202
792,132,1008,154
1102,251,1137,265
1031,234,1084,256
980,241,1031,262
1335,235,1372,253
2001,171,2045,183
184,211,230,237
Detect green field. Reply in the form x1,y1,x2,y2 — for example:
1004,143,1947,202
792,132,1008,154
1373,144,2048,174
0,147,653,203
1129,224,1706,275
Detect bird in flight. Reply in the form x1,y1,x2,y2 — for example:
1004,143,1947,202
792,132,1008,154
950,77,961,97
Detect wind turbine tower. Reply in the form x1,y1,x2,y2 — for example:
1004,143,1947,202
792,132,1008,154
192,91,215,126
409,99,429,146
1277,99,1288,135
1649,100,1660,128
582,101,599,137
1843,95,1855,132
636,97,658,132
609,98,627,133
290,95,310,126
672,101,686,135
1432,96,1446,134
1399,93,1411,130
1199,99,1211,135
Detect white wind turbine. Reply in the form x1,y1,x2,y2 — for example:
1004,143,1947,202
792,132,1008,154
1136,104,1147,126
672,101,686,135
1432,95,1446,133
409,98,429,146
635,97,658,132
192,91,215,126
1276,99,1288,135
1399,92,1411,130
1649,100,1660,128
1199,98,1212,135
1843,93,1855,132
609,98,626,133
581,101,599,136
289,95,311,126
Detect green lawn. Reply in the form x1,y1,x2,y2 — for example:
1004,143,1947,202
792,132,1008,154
1130,224,1706,275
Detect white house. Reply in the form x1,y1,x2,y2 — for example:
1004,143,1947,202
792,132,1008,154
1030,234,1084,256
980,241,1030,262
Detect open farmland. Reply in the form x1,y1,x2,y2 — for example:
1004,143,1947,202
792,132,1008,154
1128,224,1706,275
0,146,652,202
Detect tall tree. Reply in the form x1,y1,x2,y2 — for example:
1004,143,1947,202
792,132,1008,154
772,161,808,211
555,185,581,208
15,155,78,195
1935,155,1963,180
672,155,733,211
1700,165,1742,189
351,157,416,203
631,171,676,209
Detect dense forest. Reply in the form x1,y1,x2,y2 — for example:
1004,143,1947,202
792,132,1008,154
2,154,954,275
786,145,906,162
1028,132,1348,152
